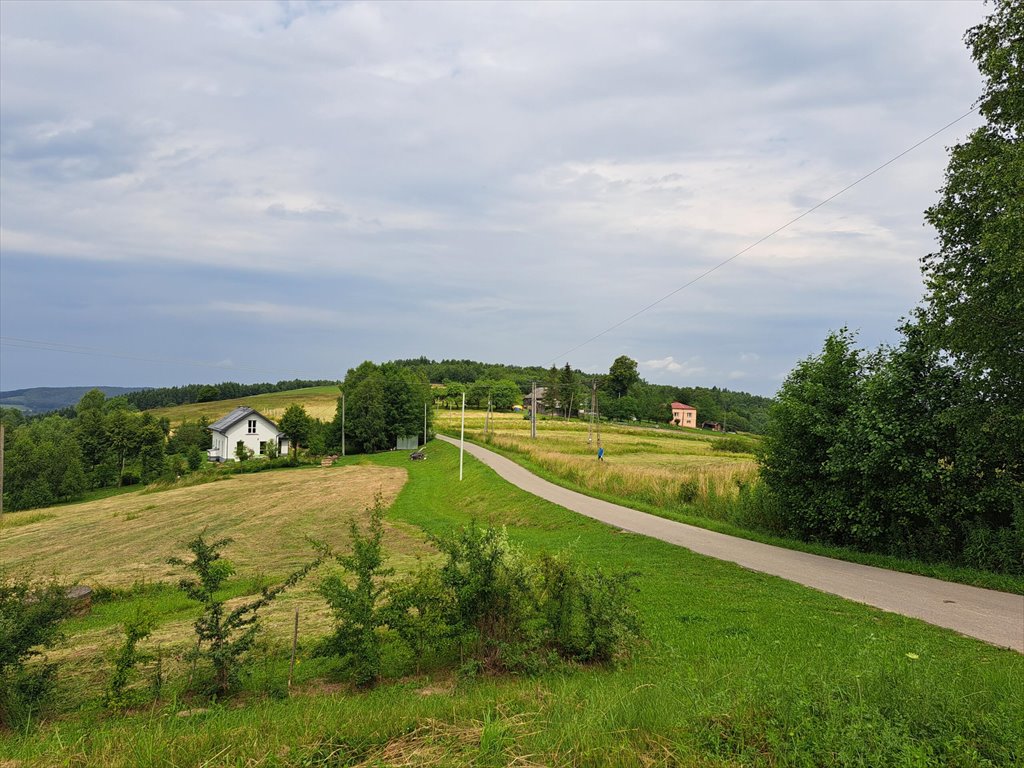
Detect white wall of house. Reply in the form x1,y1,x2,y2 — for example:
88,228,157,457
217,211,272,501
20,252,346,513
210,413,289,461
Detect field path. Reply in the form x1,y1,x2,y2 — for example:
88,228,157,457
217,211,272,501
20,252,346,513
438,435,1024,652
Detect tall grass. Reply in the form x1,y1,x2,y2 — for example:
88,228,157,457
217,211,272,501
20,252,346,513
478,430,759,521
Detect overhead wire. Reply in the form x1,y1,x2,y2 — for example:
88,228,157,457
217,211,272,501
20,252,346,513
548,106,979,365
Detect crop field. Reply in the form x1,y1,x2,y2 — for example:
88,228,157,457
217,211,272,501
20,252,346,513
439,409,759,515
146,385,341,425
3,441,1021,767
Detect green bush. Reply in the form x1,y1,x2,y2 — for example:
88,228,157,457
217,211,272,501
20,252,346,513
320,516,641,684
170,534,324,696
319,499,392,687
0,575,71,729
104,607,155,710
710,437,754,454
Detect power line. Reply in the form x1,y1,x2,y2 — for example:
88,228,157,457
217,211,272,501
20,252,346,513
549,106,979,365
0,336,319,379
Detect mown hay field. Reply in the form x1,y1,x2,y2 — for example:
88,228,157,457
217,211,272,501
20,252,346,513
146,385,341,425
0,465,415,586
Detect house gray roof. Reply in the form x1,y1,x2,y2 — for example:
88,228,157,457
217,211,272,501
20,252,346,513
208,406,279,434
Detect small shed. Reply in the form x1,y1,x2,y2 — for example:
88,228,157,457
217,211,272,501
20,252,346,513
396,435,419,450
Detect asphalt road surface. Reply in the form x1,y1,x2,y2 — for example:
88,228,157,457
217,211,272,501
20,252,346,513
438,435,1024,652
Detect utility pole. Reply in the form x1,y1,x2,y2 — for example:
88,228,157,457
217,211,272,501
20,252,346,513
485,393,491,434
341,391,346,457
459,391,466,481
530,381,537,439
595,389,602,448
588,381,596,445
423,401,428,446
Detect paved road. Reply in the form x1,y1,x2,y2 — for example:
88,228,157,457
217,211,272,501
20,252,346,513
438,435,1024,652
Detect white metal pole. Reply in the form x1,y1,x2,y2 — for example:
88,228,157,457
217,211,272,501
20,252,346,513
341,391,346,457
459,391,466,481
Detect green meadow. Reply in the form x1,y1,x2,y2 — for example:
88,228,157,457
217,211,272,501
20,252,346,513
3,440,1021,767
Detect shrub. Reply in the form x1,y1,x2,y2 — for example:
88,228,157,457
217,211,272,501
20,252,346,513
319,499,393,687
186,444,205,471
105,607,155,710
0,575,71,729
320,517,642,684
170,533,324,696
538,553,640,664
710,437,754,454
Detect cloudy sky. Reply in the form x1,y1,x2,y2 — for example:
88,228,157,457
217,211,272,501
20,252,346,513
0,0,989,396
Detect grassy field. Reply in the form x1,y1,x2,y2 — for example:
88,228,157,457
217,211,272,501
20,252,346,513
438,410,1024,594
438,409,759,512
3,442,1022,767
146,385,341,425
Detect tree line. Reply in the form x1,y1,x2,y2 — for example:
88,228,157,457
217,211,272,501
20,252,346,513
123,379,338,410
758,2,1022,575
1,391,212,511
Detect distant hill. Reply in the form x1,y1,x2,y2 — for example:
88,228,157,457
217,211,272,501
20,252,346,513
0,386,148,415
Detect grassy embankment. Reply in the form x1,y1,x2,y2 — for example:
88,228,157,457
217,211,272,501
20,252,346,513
2,441,1022,766
146,385,341,425
441,410,1024,594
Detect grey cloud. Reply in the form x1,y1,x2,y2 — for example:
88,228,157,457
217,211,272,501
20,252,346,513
0,0,990,396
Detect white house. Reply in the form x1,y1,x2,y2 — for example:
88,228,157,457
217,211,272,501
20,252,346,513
207,406,290,461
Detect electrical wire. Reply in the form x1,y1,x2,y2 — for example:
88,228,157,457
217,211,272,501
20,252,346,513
548,106,979,365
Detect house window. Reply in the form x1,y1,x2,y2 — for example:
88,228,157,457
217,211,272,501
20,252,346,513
259,441,267,455
248,419,257,434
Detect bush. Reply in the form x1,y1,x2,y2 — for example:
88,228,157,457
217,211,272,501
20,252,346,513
170,534,324,696
105,607,155,710
320,517,642,684
186,444,205,471
538,553,640,664
710,437,754,454
319,499,392,687
0,575,71,729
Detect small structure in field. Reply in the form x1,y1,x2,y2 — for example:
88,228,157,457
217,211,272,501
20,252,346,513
207,406,290,462
523,387,549,416
701,421,724,432
66,585,93,616
396,435,420,450
670,402,697,428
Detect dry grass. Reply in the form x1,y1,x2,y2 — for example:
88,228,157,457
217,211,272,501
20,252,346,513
0,465,416,587
440,410,759,511
147,385,341,426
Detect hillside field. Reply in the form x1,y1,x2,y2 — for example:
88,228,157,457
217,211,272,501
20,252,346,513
146,385,341,425
2,442,1022,767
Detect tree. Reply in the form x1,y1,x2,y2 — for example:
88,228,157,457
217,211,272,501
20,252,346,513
488,379,521,411
917,0,1023,568
758,330,862,541
606,356,640,398
922,0,1023,403
557,363,580,418
541,365,559,414
279,404,311,454
3,417,86,510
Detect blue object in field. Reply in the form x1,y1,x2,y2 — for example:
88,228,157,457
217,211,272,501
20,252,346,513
597,446,604,461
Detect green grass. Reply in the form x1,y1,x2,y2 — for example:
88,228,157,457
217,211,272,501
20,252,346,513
3,441,1022,766
444,420,1024,595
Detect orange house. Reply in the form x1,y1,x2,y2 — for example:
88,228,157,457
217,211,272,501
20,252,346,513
670,402,697,428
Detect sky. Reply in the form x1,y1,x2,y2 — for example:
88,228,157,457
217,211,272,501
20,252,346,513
0,0,990,397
